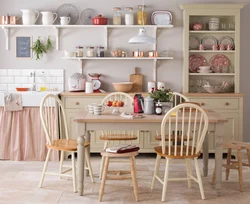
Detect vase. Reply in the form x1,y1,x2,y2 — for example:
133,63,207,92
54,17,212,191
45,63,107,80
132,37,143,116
161,102,173,114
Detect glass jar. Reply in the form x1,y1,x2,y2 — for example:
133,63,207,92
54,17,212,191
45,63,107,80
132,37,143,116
137,5,147,25
124,7,134,25
76,46,83,57
86,46,95,57
96,46,105,57
113,7,122,25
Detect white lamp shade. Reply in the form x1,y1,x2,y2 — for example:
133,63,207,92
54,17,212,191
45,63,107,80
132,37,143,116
128,28,156,44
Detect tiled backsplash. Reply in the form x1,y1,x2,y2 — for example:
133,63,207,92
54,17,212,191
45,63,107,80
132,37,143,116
0,69,64,92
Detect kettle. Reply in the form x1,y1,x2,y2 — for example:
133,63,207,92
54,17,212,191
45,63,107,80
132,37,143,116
140,96,154,115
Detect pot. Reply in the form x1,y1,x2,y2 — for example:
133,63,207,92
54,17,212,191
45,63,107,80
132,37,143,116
1,15,19,24
21,9,39,25
92,15,108,25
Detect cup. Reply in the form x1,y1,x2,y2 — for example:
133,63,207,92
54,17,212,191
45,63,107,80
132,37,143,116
226,44,233,50
93,104,105,115
85,81,93,93
219,44,225,50
157,81,165,89
212,44,218,50
148,81,156,93
60,16,71,25
199,44,205,50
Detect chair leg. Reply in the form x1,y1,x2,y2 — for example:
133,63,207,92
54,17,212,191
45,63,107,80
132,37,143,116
194,158,205,200
99,141,109,180
161,158,170,202
39,148,51,188
226,148,232,180
130,156,139,202
99,156,109,202
59,150,64,179
151,154,161,190
186,158,192,188
85,148,95,183
71,152,77,193
237,149,243,192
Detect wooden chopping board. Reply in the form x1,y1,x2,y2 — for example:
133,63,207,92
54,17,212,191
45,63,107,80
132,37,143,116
130,67,143,92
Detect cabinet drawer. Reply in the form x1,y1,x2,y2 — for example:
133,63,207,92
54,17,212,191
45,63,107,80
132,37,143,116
64,97,102,109
190,98,239,110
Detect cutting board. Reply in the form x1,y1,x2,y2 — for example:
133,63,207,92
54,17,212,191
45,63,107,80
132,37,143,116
130,67,143,92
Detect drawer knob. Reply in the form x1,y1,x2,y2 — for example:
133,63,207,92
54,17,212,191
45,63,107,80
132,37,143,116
225,102,229,106
75,101,80,105
201,103,205,106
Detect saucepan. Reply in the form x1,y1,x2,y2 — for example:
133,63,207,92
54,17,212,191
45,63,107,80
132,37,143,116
0,15,19,24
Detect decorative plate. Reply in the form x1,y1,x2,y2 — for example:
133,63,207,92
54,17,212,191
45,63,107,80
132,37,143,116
201,36,218,50
189,54,207,73
209,54,230,71
56,4,79,25
151,11,172,25
189,36,201,50
218,36,234,45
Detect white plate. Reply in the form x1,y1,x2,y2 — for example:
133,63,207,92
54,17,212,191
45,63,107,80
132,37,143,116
189,36,201,50
202,36,218,50
151,11,172,25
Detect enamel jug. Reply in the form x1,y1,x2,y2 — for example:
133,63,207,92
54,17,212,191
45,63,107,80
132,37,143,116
41,11,58,25
21,9,39,25
140,96,154,115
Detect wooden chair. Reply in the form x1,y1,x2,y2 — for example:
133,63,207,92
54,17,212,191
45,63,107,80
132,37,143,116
39,94,94,192
212,141,250,192
151,103,209,201
99,92,137,179
99,150,139,202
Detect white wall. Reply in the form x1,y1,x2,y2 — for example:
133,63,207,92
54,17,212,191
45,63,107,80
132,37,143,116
1,0,250,141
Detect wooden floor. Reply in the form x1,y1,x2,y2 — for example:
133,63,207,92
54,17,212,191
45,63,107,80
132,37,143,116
1,154,250,204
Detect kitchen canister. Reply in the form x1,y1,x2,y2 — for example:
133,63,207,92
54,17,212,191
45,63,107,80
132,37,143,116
85,81,94,93
147,81,156,93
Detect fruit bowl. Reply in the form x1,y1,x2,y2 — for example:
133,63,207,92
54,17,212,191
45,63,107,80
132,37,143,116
112,82,133,92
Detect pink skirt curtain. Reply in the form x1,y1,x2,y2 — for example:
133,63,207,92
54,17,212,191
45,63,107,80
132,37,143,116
0,107,58,161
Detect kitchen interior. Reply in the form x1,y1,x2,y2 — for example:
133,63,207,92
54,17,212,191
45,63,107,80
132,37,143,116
1,0,250,203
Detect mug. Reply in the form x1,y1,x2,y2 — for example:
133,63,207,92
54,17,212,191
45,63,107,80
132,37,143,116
157,81,165,90
85,81,93,93
219,44,225,50
60,16,71,25
212,44,218,50
148,81,156,93
199,44,205,50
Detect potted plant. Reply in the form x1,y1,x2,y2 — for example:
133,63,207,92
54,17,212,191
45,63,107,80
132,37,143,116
149,87,173,113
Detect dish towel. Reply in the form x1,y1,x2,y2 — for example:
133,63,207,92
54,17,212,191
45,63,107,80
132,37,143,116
4,93,23,112
106,144,140,154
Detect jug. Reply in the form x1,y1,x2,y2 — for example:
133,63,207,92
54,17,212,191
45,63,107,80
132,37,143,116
21,9,39,25
140,96,154,115
41,11,58,25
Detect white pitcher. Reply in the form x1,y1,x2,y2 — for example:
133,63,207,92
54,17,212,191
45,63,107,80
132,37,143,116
41,11,58,25
21,9,39,25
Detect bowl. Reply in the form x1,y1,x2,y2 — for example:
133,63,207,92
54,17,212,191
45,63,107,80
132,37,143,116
112,82,133,92
16,87,28,91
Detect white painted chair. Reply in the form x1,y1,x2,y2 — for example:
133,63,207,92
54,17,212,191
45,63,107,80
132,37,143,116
39,94,94,192
151,103,209,201
99,92,137,179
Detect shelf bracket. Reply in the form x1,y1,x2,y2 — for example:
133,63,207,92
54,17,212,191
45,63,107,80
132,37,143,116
53,27,60,50
2,27,9,50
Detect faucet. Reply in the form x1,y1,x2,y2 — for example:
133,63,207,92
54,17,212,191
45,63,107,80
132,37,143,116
30,71,36,91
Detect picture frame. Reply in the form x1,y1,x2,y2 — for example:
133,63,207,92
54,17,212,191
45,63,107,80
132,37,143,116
16,36,32,59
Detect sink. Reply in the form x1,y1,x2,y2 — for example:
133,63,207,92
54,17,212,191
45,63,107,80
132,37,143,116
0,91,62,107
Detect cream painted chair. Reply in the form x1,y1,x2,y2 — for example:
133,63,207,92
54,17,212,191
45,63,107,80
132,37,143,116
99,92,137,179
39,94,94,192
151,103,209,201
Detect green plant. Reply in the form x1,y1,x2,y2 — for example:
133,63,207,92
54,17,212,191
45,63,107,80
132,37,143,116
149,87,173,102
31,37,47,60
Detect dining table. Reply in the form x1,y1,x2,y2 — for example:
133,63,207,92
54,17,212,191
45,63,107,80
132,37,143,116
74,110,227,196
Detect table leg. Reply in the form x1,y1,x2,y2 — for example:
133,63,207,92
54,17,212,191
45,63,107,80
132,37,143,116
203,131,209,177
214,123,224,196
85,130,90,176
77,135,85,196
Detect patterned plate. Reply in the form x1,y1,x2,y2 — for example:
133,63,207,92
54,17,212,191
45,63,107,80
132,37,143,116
201,36,218,50
209,54,230,71
189,36,201,50
189,54,207,73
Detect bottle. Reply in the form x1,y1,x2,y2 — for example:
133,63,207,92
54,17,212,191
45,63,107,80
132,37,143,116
155,101,162,115
113,7,122,25
86,46,95,57
76,46,84,57
124,7,134,25
137,5,147,25
96,46,105,57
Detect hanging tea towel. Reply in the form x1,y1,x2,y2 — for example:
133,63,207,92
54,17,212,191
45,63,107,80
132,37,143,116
4,93,23,112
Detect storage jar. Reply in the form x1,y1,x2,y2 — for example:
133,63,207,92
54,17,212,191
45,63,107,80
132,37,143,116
76,46,84,57
113,7,122,25
86,46,95,57
124,7,134,25
137,5,147,25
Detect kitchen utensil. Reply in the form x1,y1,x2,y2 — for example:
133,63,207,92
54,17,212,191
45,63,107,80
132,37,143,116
202,36,218,50
60,16,71,25
92,14,108,25
210,54,230,72
112,82,133,92
85,81,94,93
140,96,154,115
130,67,143,92
68,73,85,92
189,36,201,50
21,9,39,25
16,87,28,91
151,10,172,25
189,54,207,73
56,4,79,25
80,8,98,25
41,11,57,25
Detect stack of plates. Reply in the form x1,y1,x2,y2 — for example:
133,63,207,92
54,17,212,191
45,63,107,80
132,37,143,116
209,17,220,31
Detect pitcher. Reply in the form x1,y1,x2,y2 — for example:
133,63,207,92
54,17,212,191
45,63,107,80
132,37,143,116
21,9,39,25
41,11,58,25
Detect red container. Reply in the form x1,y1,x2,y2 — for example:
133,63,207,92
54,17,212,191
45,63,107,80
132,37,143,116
92,15,108,25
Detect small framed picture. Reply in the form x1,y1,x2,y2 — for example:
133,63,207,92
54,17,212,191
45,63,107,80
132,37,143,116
16,36,32,59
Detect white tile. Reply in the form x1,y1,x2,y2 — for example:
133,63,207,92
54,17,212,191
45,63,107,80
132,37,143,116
0,84,7,91
57,77,64,83
49,69,64,77
0,77,14,84
14,77,28,84
0,69,7,76
22,69,35,76
7,69,22,76
35,70,49,77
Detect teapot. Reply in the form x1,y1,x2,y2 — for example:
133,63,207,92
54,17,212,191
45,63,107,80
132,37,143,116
140,96,154,115
41,11,58,25
21,9,39,25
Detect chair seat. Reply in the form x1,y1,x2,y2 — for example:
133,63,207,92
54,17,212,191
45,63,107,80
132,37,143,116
46,139,90,151
100,134,137,141
154,146,200,159
155,135,193,141
101,150,138,157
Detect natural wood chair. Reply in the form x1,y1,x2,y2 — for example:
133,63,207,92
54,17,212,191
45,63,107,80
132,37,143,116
99,92,137,179
99,150,139,202
212,141,250,192
39,94,94,192
151,103,209,201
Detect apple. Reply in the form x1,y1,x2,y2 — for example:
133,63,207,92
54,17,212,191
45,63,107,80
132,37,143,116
106,100,112,107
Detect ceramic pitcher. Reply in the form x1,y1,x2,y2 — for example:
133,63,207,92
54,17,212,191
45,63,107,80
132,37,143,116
41,11,58,25
21,9,39,25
